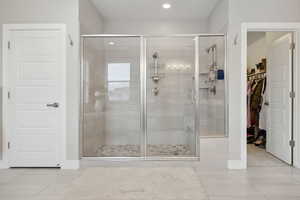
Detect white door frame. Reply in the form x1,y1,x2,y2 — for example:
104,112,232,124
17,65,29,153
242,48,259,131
241,23,300,168
2,24,67,168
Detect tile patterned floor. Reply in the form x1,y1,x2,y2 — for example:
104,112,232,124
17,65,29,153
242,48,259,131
0,147,299,200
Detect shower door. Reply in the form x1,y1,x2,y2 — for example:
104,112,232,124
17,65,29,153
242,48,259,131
81,35,205,159
82,36,142,157
145,37,199,158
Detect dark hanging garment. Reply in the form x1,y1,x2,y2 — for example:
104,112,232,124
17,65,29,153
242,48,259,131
250,79,265,112
250,79,265,126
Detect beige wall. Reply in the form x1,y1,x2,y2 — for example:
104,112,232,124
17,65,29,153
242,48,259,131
2,0,300,167
227,0,300,164
207,0,229,33
0,0,107,162
0,0,80,161
247,32,267,70
207,0,300,166
79,0,104,34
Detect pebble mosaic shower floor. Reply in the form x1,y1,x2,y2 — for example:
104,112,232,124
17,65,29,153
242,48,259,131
97,144,193,157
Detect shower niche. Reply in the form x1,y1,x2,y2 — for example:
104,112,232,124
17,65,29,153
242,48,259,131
81,35,226,159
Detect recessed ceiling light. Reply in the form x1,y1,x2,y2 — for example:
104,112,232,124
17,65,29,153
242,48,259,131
108,41,115,45
162,3,171,9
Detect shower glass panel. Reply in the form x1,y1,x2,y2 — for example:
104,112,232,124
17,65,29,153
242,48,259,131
199,36,226,137
146,37,197,157
81,34,226,159
82,37,142,157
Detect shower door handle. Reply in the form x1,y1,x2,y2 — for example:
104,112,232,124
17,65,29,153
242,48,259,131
46,102,59,108
192,93,198,104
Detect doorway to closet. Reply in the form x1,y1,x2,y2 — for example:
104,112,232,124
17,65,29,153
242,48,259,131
247,31,295,167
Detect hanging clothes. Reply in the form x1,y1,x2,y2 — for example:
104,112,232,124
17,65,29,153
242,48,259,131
259,78,267,130
249,78,266,127
247,80,254,127
250,79,264,111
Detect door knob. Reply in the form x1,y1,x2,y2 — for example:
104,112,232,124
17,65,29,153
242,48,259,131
46,102,59,108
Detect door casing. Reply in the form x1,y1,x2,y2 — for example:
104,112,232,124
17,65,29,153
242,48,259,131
2,24,67,168
240,23,300,169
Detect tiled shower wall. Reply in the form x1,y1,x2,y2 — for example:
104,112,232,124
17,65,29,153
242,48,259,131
103,40,141,146
207,37,225,137
146,38,196,153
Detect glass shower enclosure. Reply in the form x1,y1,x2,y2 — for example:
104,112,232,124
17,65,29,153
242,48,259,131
80,34,226,159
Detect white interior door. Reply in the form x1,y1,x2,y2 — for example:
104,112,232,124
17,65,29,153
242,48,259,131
4,25,66,167
266,33,293,164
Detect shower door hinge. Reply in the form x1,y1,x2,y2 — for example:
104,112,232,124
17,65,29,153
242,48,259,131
290,42,295,50
290,91,295,99
8,91,10,99
8,41,11,50
290,140,295,148
8,142,10,149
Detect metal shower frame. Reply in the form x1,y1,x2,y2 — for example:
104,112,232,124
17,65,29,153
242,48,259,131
80,34,227,161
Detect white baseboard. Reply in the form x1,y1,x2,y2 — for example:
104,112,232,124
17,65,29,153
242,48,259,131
0,160,80,169
227,160,247,169
61,160,80,170
0,161,9,169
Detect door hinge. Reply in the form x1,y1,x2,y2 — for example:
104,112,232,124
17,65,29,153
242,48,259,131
290,42,295,50
8,41,11,50
8,91,10,99
290,140,295,148
8,142,10,149
290,91,295,99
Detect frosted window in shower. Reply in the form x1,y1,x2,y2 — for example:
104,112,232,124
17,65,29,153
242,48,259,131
107,63,131,101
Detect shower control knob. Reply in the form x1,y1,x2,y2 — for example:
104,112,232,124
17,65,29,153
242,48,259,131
152,87,159,96
152,75,160,83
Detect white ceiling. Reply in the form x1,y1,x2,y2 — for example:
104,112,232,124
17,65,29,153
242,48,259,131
91,0,221,21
